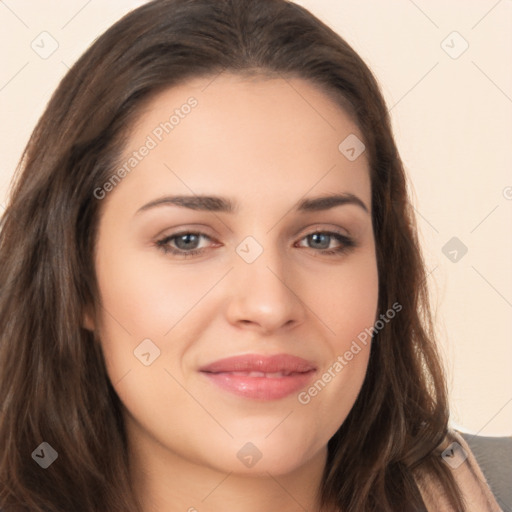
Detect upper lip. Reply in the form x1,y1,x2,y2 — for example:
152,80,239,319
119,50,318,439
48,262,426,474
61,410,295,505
199,354,317,374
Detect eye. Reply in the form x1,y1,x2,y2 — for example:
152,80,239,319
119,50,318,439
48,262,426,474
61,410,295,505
155,230,356,258
156,231,214,258
295,231,355,256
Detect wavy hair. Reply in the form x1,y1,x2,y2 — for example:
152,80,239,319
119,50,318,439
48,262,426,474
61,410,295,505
0,0,465,510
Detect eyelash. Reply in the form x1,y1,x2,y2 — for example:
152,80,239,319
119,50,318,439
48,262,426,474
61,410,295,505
155,230,356,258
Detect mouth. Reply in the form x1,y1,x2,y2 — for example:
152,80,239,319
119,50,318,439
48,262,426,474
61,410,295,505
199,354,317,400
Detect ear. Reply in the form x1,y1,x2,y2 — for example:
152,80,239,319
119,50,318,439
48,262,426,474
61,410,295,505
82,307,96,332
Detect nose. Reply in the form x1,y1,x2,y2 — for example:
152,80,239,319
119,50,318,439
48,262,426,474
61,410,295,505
224,241,307,335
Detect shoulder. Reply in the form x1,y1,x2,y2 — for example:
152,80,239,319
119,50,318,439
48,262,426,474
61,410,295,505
415,429,503,511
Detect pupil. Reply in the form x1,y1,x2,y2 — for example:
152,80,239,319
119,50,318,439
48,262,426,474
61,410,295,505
310,233,329,249
176,234,198,250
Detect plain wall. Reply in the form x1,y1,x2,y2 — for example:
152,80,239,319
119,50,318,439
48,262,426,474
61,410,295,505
0,0,510,436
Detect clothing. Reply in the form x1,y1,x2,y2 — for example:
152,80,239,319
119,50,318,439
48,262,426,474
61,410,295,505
415,430,503,511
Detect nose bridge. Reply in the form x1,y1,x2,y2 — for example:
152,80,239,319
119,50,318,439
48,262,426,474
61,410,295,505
235,232,289,295
225,232,305,332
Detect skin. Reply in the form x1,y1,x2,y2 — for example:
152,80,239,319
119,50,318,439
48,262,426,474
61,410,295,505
84,73,379,512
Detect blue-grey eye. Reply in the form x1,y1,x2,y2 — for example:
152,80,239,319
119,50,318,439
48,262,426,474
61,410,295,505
174,233,201,250
307,233,331,250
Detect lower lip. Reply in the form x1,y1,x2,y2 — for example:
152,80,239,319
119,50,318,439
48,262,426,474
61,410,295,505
201,371,316,400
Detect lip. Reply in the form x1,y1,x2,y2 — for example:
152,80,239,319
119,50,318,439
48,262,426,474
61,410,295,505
199,354,317,400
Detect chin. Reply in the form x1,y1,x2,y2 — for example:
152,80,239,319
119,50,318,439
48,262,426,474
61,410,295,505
198,429,325,477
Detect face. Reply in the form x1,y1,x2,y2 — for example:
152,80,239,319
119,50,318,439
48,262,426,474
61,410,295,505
86,73,379,479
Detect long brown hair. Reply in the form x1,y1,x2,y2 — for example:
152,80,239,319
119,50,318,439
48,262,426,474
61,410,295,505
0,0,465,510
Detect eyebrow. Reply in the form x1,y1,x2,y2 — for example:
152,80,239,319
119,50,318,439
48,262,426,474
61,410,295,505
135,192,369,216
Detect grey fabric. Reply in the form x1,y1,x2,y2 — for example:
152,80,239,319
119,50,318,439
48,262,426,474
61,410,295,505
460,432,512,512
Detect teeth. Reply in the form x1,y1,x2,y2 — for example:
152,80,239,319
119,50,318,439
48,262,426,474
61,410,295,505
230,371,291,378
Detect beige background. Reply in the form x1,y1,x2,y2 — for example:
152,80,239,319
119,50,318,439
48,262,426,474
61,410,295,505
0,0,510,436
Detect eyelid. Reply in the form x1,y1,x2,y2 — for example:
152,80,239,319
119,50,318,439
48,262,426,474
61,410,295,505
295,223,351,238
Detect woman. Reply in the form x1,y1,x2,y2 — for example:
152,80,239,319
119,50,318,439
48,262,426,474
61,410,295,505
0,0,501,510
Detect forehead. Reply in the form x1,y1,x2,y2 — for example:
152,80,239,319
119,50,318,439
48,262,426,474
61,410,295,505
107,72,371,213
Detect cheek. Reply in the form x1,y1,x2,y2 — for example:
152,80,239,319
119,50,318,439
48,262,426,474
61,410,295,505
92,240,238,410
316,247,380,352
296,251,378,432
94,238,224,343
